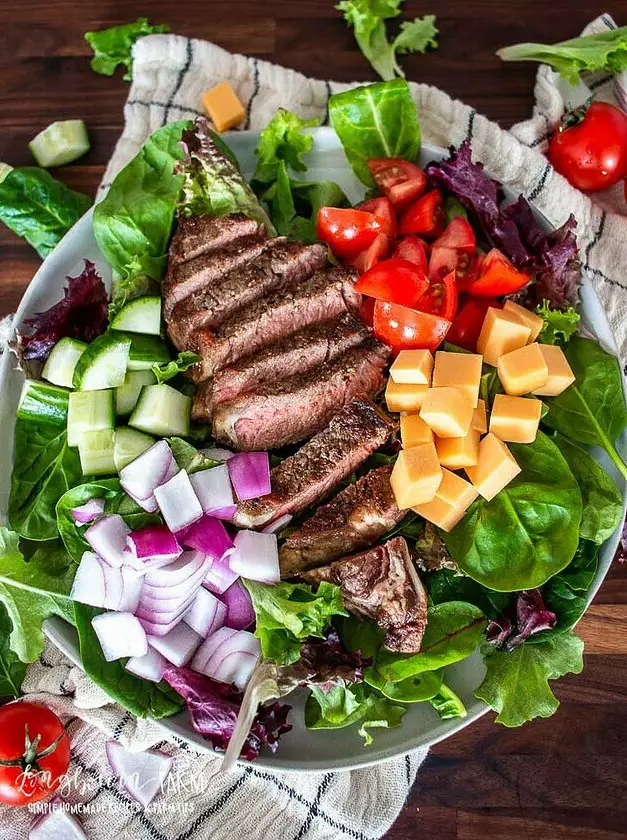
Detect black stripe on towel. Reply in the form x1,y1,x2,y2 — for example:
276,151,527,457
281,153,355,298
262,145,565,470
585,211,606,263
163,38,194,125
323,80,333,125
128,98,203,117
176,773,248,840
244,59,261,130
293,773,334,840
405,753,412,786
583,264,627,293
465,109,476,143
527,162,551,202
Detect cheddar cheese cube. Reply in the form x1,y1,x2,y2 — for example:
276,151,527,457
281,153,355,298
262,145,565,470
465,433,521,501
202,82,246,133
490,394,542,444
400,413,434,448
390,444,443,509
413,468,478,532
477,308,531,366
503,300,544,343
497,343,549,396
432,351,482,407
472,399,488,434
436,428,480,469
390,349,434,385
419,387,474,438
532,344,576,396
385,380,429,413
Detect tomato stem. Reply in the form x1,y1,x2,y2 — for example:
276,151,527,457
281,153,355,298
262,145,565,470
0,725,64,774
560,95,595,131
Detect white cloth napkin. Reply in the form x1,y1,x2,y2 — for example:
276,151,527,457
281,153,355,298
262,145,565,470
2,12,625,839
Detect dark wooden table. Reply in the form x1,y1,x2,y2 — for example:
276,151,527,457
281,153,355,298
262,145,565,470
1,1,626,837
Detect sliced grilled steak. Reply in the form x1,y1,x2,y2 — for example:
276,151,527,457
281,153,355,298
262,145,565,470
193,313,371,417
186,266,361,382
168,240,328,348
168,214,265,265
302,537,428,654
212,338,390,450
233,398,396,529
280,466,405,577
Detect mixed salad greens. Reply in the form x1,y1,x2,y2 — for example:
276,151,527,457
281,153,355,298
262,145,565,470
0,76,625,763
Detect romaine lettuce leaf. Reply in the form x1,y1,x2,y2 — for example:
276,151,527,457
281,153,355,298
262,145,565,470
84,18,169,81
305,681,406,745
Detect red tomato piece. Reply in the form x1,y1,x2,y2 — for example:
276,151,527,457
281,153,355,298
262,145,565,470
359,295,376,327
415,270,458,322
432,216,476,253
391,236,429,275
465,248,530,297
316,207,382,259
367,158,427,210
373,299,451,354
447,296,501,351
354,258,429,308
356,196,397,238
399,190,446,238
348,233,390,273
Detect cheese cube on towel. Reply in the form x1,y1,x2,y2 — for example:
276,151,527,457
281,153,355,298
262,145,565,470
400,413,434,448
532,345,576,396
477,308,531,366
497,343,549,396
490,394,542,444
465,433,521,500
503,300,544,343
432,351,482,406
202,82,246,132
390,444,442,509
413,468,478,531
419,387,474,438
390,349,434,385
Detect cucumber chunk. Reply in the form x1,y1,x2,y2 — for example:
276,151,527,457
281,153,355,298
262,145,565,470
110,296,162,335
67,389,114,447
129,384,191,437
111,331,170,371
73,332,131,391
42,337,87,388
78,429,116,475
113,427,155,471
29,120,90,168
115,370,156,416
0,163,13,184
18,380,69,426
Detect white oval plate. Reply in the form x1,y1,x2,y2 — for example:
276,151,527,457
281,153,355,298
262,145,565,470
1,129,625,772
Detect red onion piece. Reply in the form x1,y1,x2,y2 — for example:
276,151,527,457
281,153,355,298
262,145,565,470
203,628,260,690
105,740,173,808
119,440,177,502
154,470,203,533
189,464,234,514
262,513,292,535
190,626,237,674
29,808,88,840
103,566,124,611
124,526,182,571
209,505,237,521
202,557,238,595
201,446,234,461
230,530,280,583
125,647,167,682
227,452,271,501
184,587,226,637
136,596,196,627
85,514,131,568
124,486,160,513
147,622,202,666
144,549,208,588
119,566,143,613
92,612,148,661
220,579,255,630
71,497,106,524
180,515,234,561
70,551,107,608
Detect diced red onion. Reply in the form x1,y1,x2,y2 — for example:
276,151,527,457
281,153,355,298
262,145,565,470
203,628,260,690
103,566,124,611
124,526,182,571
219,579,255,630
144,549,208,588
227,452,271,501
125,647,167,683
70,551,107,608
85,514,131,567
189,464,234,514
229,530,279,583
184,587,226,637
119,566,143,613
71,498,106,524
136,597,196,627
202,557,238,595
190,626,237,674
105,740,173,808
201,446,234,461
137,613,188,637
147,622,202,666
209,505,237,521
92,612,148,661
124,487,159,513
29,807,88,840
180,515,234,561
154,470,203,533
119,440,178,510
262,513,292,535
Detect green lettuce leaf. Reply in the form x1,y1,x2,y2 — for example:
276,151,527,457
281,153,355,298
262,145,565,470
84,18,169,81
0,603,26,697
536,300,580,345
253,109,318,184
152,351,200,384
429,683,467,720
305,681,406,745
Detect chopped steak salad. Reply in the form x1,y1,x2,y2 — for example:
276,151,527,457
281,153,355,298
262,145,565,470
2,78,626,763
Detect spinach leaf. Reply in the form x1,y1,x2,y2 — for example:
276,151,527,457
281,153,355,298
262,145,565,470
475,630,584,726
152,351,200,384
0,168,91,258
542,336,627,481
366,666,443,703
427,568,510,619
444,432,582,591
74,604,184,719
558,538,599,592
429,683,467,719
336,614,386,658
0,603,26,698
328,79,421,185
168,438,220,474
84,18,169,80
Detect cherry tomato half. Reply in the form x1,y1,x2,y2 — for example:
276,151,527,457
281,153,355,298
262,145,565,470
348,232,390,273
392,236,429,275
415,270,458,322
373,299,451,354
354,258,429,308
316,207,382,259
447,296,501,351
464,248,530,297
356,196,397,239
367,158,427,210
432,216,476,254
399,190,446,238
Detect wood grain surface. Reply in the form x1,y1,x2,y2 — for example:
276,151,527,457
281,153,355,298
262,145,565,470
0,1,626,837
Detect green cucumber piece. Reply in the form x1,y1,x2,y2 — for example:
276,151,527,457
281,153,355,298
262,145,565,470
115,369,157,416
78,429,116,475
17,380,69,426
73,332,131,391
111,331,170,371
67,389,114,447
110,296,162,335
129,384,191,437
0,163,13,184
42,337,87,388
29,120,90,168
113,427,155,471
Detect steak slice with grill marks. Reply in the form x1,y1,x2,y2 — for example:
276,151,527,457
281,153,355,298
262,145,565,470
185,265,361,382
232,398,396,529
193,313,372,417
167,240,328,349
279,465,405,577
211,338,390,450
168,214,265,266
301,537,428,654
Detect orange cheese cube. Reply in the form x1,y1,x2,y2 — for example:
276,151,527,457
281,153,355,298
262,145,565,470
202,82,246,133
532,344,576,396
477,308,531,366
419,387,474,438
400,413,434,448
436,428,480,469
432,351,482,407
503,300,544,343
497,343,549,396
490,394,542,444
413,468,478,531
385,380,429,413
390,444,443,509
465,433,521,501
472,399,488,434
390,350,434,385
